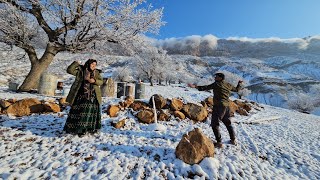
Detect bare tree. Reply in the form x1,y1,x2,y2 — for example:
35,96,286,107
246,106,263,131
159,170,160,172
287,93,315,113
112,66,133,82
135,47,170,86
0,0,164,91
309,84,320,107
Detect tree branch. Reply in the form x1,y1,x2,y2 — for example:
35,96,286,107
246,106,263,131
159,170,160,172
29,4,55,41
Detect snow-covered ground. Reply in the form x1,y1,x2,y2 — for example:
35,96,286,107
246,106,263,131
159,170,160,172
0,84,319,179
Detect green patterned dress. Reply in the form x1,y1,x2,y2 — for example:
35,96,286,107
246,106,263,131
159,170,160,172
64,78,101,134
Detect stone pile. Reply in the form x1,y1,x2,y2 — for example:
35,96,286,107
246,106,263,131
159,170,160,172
105,94,257,128
0,98,65,117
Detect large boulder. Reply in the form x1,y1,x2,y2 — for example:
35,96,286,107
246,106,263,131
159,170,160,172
136,109,154,124
182,103,208,122
169,98,184,111
149,94,167,109
175,128,214,164
6,98,44,117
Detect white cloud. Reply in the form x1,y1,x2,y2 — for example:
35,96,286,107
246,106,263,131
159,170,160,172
202,34,218,49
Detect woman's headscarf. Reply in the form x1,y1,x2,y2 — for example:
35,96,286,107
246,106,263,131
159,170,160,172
83,59,97,72
83,59,97,101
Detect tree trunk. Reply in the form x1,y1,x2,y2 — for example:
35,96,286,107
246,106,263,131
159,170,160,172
18,45,59,92
149,77,153,86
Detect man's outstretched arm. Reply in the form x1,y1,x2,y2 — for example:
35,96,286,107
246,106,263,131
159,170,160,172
188,83,215,91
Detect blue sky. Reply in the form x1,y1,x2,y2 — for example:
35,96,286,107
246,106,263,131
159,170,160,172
151,0,320,39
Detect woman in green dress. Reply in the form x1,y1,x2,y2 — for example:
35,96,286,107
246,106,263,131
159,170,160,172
63,59,103,136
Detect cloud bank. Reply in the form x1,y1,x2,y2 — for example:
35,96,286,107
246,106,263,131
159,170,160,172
155,35,320,57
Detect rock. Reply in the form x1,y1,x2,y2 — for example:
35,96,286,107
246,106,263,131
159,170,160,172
0,99,13,108
8,98,17,103
229,101,238,117
6,98,44,117
229,101,248,116
106,105,120,117
136,109,154,124
204,96,214,107
43,102,61,113
158,109,170,121
149,94,167,109
170,98,184,111
182,103,208,122
58,98,68,106
237,108,249,116
123,96,134,108
111,118,126,129
173,111,185,120
201,101,213,114
119,101,125,109
201,101,208,109
175,128,214,164
234,100,252,112
130,101,149,111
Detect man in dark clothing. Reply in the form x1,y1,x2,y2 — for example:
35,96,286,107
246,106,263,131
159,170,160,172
189,73,243,148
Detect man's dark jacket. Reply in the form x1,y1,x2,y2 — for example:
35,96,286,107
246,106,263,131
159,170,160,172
197,81,242,106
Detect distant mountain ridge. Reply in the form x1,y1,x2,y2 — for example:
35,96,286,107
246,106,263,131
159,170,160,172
157,36,320,58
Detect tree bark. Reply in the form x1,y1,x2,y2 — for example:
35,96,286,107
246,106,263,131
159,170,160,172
149,77,153,86
18,44,59,91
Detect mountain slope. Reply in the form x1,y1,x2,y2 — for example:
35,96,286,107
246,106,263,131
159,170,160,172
0,85,319,179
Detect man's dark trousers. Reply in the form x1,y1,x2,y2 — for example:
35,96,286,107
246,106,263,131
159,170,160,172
211,105,236,143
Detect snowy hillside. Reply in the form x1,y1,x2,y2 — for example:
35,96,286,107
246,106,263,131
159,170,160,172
155,36,320,115
0,84,319,179
1,43,320,116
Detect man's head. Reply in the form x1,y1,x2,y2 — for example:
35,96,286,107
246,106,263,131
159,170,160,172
214,73,225,81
